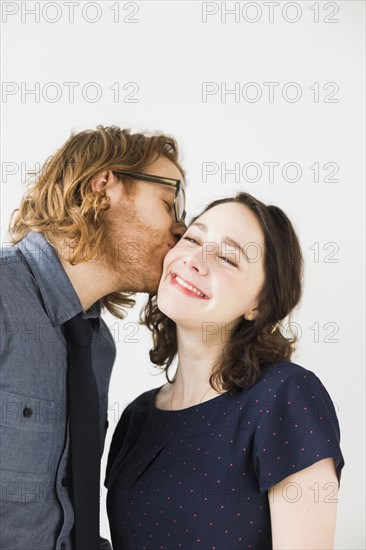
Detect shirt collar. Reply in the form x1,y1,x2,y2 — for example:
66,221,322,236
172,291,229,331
16,231,101,326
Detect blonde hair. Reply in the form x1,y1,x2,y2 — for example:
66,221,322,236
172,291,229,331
9,125,184,319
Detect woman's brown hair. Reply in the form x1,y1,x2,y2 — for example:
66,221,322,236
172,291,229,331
9,125,185,319
139,192,304,392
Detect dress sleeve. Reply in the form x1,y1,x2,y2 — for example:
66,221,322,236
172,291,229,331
104,402,134,488
253,368,345,493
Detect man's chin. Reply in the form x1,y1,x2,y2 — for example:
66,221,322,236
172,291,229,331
143,279,161,295
143,267,164,294
117,276,162,295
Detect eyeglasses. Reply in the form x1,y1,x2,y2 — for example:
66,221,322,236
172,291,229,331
113,170,186,223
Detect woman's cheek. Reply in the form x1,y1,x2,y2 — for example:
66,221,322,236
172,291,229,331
163,247,178,270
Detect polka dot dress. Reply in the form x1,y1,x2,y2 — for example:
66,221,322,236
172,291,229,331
106,361,345,549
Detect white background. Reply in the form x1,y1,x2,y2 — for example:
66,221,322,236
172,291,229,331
1,1,365,547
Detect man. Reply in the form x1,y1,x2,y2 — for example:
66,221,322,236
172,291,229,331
0,125,187,549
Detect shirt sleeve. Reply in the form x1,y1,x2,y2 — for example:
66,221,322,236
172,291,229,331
253,368,345,493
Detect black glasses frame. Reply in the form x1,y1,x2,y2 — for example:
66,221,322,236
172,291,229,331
113,170,186,223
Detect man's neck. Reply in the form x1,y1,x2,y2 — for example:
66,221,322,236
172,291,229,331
48,234,118,310
59,255,117,310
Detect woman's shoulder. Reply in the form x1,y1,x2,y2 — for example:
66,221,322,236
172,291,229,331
124,385,160,413
247,359,329,399
260,359,322,383
106,386,158,479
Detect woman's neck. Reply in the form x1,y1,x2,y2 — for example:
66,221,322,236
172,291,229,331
169,325,226,405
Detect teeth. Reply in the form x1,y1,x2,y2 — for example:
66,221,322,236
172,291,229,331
175,275,206,297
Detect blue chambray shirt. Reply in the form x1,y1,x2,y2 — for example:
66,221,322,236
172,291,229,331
0,231,116,549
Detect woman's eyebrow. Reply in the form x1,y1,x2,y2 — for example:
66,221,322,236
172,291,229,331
189,222,249,261
190,222,207,232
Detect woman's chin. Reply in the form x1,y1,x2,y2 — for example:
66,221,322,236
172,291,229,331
157,296,185,323
157,294,174,317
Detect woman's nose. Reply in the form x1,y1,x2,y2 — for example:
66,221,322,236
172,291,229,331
183,248,208,274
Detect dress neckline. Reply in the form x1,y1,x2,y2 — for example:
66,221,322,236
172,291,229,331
151,385,232,413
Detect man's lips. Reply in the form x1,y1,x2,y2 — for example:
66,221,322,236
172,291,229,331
170,273,210,299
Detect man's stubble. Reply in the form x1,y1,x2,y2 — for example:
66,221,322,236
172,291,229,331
100,200,168,294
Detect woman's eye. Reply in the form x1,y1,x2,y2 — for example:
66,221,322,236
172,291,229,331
183,236,199,244
219,256,238,267
164,201,173,212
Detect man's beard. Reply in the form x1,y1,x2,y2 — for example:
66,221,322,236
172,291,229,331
99,202,168,294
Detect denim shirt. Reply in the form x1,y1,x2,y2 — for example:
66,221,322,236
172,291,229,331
0,231,116,549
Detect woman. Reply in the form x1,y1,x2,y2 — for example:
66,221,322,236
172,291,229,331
106,192,345,549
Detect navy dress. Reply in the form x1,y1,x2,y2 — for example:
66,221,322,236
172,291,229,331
106,361,345,549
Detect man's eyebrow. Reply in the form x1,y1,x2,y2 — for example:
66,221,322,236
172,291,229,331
189,222,249,261
161,185,175,194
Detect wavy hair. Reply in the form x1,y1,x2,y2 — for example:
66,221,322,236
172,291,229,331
9,125,185,319
139,192,304,392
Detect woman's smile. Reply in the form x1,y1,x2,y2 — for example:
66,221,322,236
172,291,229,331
170,273,210,299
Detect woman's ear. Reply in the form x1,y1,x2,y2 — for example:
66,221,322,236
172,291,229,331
243,305,259,321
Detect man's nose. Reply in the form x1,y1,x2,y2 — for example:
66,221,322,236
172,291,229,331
172,220,187,243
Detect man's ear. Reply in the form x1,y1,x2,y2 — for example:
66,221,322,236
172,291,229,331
90,170,113,192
